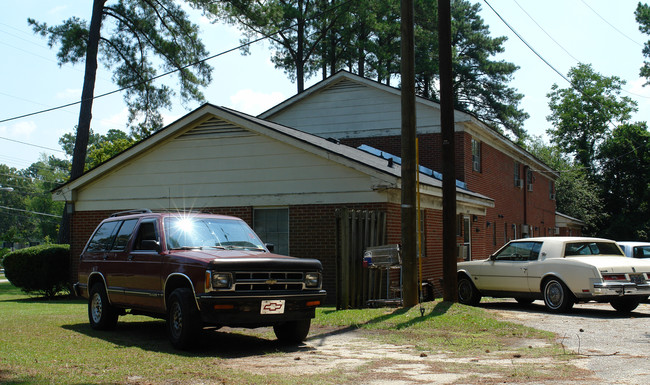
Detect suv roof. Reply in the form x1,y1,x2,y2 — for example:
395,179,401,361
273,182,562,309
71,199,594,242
104,210,239,221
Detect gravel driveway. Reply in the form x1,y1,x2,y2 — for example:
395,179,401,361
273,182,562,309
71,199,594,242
219,300,649,384
482,300,650,385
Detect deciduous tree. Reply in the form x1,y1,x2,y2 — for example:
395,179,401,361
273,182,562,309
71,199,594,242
546,63,636,175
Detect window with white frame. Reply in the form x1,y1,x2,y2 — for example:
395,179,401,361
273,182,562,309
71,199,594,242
549,181,555,200
514,161,522,188
471,138,481,172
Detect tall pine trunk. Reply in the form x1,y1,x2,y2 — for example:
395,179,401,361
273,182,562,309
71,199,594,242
58,0,106,244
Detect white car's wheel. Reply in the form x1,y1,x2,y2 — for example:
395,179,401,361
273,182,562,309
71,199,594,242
610,298,640,313
542,278,573,313
458,276,482,306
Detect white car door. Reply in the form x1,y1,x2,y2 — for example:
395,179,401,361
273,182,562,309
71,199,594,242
476,241,542,293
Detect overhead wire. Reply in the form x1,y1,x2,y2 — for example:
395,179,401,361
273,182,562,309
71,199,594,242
483,0,650,175
0,0,354,125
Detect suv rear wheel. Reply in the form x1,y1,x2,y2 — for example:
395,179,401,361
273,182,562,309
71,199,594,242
167,288,202,349
88,283,119,330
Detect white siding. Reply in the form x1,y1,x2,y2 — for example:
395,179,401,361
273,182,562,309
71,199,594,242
267,78,460,138
74,118,391,211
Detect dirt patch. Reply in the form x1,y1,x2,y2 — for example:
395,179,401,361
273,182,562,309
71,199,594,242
218,324,593,384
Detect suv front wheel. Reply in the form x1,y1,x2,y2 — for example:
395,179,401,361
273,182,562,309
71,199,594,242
273,319,311,343
88,283,119,330
167,288,202,349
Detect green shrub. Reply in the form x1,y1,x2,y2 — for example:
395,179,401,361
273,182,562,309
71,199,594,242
3,244,70,298
0,247,10,268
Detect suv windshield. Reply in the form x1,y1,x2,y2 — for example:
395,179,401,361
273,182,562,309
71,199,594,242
564,241,624,257
164,216,266,251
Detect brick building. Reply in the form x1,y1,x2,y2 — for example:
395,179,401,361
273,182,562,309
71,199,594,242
261,71,571,259
53,104,493,304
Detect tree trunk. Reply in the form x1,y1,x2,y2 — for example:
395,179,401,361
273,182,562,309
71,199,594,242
58,0,106,244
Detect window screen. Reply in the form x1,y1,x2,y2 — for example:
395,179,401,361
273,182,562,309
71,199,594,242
254,208,289,255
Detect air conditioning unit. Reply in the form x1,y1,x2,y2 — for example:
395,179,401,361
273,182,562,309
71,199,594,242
527,184,533,192
515,179,523,188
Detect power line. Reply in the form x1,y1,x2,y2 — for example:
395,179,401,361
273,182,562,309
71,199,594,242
0,135,65,153
482,0,633,130
512,0,581,63
0,1,353,125
578,0,643,48
0,205,62,218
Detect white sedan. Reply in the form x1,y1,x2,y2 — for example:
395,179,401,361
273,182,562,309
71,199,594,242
617,241,650,259
457,237,650,313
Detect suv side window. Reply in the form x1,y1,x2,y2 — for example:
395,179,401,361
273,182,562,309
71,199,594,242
86,221,121,252
133,220,159,251
113,219,138,251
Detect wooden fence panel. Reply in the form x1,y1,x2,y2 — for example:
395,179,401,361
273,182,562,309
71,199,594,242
335,209,387,309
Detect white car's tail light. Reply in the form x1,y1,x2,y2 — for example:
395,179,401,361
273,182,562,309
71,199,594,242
602,274,627,281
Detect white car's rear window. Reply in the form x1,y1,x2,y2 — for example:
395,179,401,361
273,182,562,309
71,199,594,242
564,242,623,257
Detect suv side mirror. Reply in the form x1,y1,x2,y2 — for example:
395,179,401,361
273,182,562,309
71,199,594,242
265,243,275,253
140,239,161,252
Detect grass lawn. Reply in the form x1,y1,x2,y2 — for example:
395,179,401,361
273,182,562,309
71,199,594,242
0,281,578,384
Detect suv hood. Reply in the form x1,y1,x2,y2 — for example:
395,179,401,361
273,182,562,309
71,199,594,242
170,249,323,271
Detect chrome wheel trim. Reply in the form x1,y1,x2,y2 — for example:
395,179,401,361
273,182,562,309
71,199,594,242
458,279,472,302
545,280,563,309
91,292,103,324
170,301,183,338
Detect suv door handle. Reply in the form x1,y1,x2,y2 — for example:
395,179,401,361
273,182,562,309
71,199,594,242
128,255,134,261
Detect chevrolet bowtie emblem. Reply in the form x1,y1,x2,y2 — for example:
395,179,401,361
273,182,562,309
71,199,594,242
265,279,278,285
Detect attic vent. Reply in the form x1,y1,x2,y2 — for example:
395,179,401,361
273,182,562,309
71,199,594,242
180,117,249,138
322,79,365,93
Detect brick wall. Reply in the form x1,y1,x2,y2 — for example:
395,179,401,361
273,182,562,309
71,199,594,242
340,131,557,258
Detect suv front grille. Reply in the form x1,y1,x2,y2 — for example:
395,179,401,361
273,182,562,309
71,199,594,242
233,272,305,292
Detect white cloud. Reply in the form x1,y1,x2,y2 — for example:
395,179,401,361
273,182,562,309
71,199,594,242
628,77,650,96
56,88,81,100
0,121,37,138
229,89,285,115
97,108,129,133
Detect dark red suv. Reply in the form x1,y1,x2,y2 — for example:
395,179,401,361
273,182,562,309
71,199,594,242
74,210,326,349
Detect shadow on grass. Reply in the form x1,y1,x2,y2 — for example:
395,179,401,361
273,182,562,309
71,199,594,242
321,300,454,331
63,319,323,358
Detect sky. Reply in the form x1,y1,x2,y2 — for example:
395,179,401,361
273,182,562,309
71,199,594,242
1,0,650,171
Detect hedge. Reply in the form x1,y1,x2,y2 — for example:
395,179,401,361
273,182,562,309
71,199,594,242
3,244,70,298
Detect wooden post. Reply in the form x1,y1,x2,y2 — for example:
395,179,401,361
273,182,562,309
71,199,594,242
438,0,458,302
400,0,418,307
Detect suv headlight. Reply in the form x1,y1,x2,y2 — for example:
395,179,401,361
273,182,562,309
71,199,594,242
304,272,321,288
206,271,232,290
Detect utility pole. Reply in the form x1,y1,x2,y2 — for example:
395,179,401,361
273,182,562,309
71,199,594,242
400,0,418,307
438,0,458,302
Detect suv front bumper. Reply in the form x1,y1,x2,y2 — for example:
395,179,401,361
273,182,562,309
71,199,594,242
196,290,327,327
